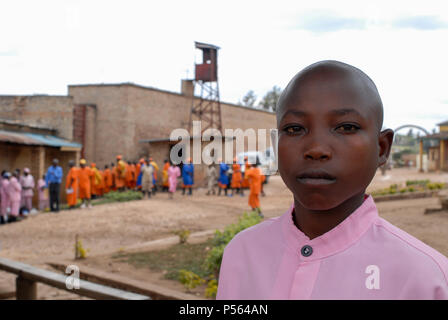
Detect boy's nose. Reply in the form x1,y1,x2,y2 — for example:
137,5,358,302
304,146,332,161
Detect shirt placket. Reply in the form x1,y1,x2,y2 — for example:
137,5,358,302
289,244,321,299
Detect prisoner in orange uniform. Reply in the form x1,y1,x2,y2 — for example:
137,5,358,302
162,159,170,192
115,156,126,191
78,159,93,209
231,158,243,196
65,160,78,209
245,162,263,218
125,161,133,189
149,157,159,193
110,163,117,191
241,156,250,190
130,162,137,188
103,165,113,194
97,167,105,196
90,163,103,198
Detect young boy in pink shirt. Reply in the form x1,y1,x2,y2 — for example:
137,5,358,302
217,60,448,300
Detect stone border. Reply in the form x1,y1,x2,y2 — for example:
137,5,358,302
47,261,204,300
373,190,441,202
47,229,225,300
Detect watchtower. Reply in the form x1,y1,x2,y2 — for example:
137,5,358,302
188,42,222,134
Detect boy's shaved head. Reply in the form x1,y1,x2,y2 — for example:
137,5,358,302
277,60,384,132
276,60,394,222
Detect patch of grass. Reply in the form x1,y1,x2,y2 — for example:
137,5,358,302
103,190,143,202
112,238,214,280
60,191,143,210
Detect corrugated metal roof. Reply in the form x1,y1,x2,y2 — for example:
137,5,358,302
0,130,82,149
421,131,448,140
437,120,448,126
139,135,235,143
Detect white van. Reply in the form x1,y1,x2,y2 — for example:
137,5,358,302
237,147,277,178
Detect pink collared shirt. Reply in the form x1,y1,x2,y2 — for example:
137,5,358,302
7,177,22,202
217,195,448,300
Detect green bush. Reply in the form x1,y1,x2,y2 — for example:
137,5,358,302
211,211,263,248
178,269,205,291
174,229,191,244
204,211,262,279
436,183,446,189
205,279,218,299
175,211,262,297
406,179,429,187
372,179,446,197
427,183,437,190
204,245,225,279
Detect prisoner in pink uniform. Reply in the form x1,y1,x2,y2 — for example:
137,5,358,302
20,168,35,211
1,175,10,218
167,165,181,193
217,195,448,299
37,177,48,211
7,175,22,217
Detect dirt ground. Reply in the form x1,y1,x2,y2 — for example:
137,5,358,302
1,167,448,299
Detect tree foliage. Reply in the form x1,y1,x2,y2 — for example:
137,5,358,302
240,90,257,108
260,86,282,111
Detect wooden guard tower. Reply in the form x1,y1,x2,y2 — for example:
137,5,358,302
188,42,222,134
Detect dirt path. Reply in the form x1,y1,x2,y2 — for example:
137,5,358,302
1,167,447,299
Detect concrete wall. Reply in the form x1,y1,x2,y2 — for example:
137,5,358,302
0,95,74,140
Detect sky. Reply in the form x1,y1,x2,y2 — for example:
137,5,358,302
1,0,447,133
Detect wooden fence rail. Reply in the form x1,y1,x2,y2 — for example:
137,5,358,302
0,257,150,300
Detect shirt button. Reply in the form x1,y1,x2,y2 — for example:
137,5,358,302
301,245,313,257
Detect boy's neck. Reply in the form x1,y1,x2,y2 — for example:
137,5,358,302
293,192,366,240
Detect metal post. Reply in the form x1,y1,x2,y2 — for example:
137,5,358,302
16,276,37,300
441,139,445,171
419,140,423,172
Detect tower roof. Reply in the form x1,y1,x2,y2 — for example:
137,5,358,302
195,41,220,50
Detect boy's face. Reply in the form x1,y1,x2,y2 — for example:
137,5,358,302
277,66,392,211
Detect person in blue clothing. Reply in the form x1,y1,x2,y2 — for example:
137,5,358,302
45,158,63,213
182,158,194,196
136,160,144,193
217,159,230,196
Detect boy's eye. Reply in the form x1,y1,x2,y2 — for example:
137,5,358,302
335,124,360,133
283,125,305,135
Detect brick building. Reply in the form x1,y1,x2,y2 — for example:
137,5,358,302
1,81,276,192
68,81,276,186
420,120,448,172
0,95,82,206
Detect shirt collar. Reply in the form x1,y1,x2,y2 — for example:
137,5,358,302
281,194,378,261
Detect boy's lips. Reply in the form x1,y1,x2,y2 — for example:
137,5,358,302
296,170,336,186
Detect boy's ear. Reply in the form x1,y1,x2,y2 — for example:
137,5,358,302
378,129,394,167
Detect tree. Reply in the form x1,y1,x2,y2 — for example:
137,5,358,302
240,90,257,108
260,86,282,112
407,128,414,137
